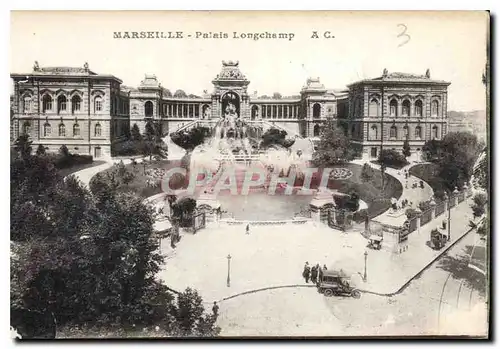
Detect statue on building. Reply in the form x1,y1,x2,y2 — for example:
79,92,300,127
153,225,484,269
425,69,431,78
382,68,388,78
33,61,40,72
84,62,89,71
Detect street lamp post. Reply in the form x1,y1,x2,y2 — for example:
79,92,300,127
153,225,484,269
446,191,452,242
226,254,232,287
363,251,368,282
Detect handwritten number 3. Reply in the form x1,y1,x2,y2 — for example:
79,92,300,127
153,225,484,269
397,24,410,47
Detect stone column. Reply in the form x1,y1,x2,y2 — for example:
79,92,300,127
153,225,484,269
415,208,422,234
429,198,436,220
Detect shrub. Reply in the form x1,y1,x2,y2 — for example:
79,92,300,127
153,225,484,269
114,140,144,156
353,208,369,223
333,190,359,212
36,144,46,156
378,149,409,168
360,163,374,182
418,200,433,212
471,193,488,218
406,208,419,219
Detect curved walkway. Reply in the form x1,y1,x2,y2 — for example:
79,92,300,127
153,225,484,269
351,159,434,226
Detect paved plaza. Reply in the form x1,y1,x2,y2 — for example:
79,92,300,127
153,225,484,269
215,229,488,337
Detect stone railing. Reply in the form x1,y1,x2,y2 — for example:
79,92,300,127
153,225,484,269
383,187,471,241
220,217,310,226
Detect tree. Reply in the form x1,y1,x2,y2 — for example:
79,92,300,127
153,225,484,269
59,145,70,158
36,144,46,156
171,197,197,227
170,126,210,151
360,163,374,183
378,149,409,168
422,139,442,162
174,89,187,98
14,134,33,160
144,122,158,141
312,118,355,166
437,132,480,190
11,152,219,337
402,136,411,158
260,128,294,149
131,124,142,142
473,148,488,191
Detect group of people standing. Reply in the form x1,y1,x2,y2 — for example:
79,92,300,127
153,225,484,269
302,262,328,284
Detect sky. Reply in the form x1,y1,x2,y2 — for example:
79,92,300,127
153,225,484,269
10,11,489,111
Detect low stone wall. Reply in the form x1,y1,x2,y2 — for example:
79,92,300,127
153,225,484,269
220,218,310,226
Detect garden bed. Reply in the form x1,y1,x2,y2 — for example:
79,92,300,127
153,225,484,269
96,159,183,198
409,163,447,199
305,163,403,219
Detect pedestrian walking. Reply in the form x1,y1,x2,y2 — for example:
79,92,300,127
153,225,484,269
212,301,219,318
245,224,250,235
302,262,311,283
311,265,318,284
317,264,323,285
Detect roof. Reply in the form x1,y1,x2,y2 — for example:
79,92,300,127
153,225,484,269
11,61,123,83
323,269,350,278
347,70,450,87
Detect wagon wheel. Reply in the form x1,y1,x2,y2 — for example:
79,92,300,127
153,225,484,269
351,289,361,299
324,289,334,297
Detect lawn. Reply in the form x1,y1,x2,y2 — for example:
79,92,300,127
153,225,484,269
95,160,402,218
98,159,182,198
409,163,447,198
307,163,403,218
59,160,107,178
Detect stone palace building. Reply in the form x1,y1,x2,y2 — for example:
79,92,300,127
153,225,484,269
11,61,450,159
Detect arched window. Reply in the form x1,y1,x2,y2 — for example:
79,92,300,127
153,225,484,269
22,121,31,135
431,100,439,116
71,95,81,114
369,98,379,116
415,126,422,139
42,95,52,113
57,95,67,114
43,123,51,137
403,125,409,138
313,103,321,118
251,105,259,120
313,124,320,137
94,96,103,113
73,123,80,136
390,125,397,139
95,123,102,137
23,96,32,113
389,99,398,117
402,99,410,116
415,100,423,117
432,125,439,139
58,123,66,137
370,125,378,140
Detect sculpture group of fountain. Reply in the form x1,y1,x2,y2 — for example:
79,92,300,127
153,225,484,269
189,103,310,196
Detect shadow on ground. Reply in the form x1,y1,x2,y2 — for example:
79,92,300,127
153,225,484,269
436,245,487,298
